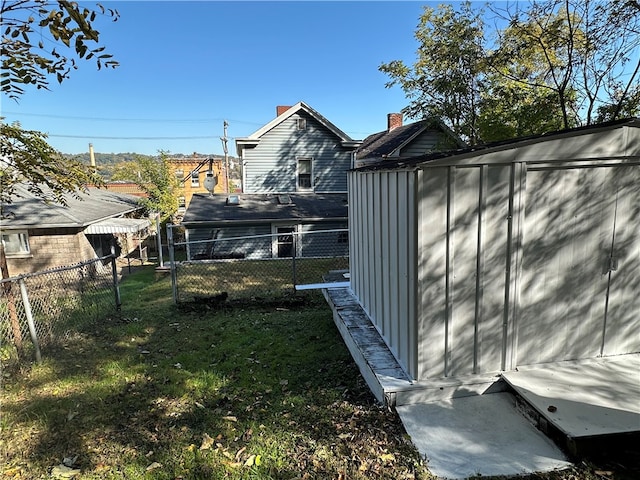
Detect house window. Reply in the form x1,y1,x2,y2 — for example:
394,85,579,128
1,231,30,257
191,171,200,187
178,196,186,209
297,157,312,190
337,231,348,244
297,118,307,130
175,169,184,180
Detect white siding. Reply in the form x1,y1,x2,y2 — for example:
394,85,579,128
604,165,640,355
416,165,515,379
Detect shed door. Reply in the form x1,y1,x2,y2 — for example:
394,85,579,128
516,165,639,366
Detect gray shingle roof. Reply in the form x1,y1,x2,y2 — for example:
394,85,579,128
356,118,464,160
182,193,348,226
2,185,143,229
353,117,640,172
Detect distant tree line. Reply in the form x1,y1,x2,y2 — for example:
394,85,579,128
63,152,231,180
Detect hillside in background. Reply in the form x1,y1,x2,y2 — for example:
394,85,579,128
64,152,225,180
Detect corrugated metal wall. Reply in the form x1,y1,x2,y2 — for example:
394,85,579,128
416,164,516,379
350,156,639,382
243,112,353,193
349,170,418,378
518,164,640,364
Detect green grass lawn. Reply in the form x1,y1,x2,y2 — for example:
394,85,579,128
1,266,638,479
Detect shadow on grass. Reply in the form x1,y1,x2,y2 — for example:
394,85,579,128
1,266,425,480
3,266,639,480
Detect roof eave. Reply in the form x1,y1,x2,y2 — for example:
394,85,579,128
182,216,348,227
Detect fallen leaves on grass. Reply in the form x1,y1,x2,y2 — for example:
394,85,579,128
146,461,163,472
200,433,215,450
51,464,81,478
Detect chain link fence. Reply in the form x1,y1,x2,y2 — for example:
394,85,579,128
0,255,120,363
167,227,349,304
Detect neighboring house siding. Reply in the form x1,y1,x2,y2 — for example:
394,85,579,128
7,228,97,276
186,221,348,260
299,221,349,258
187,225,272,259
398,131,451,157
243,112,352,193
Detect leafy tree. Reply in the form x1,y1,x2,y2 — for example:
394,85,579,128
1,0,119,211
380,2,486,144
489,0,639,127
487,4,582,130
381,0,639,143
110,153,179,221
477,81,568,141
1,1,119,286
596,83,640,121
0,119,103,217
1,0,119,98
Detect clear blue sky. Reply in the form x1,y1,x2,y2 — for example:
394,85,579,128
2,1,435,156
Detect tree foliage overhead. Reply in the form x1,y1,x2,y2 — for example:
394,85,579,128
380,2,486,145
1,1,119,216
110,153,179,221
1,0,119,99
380,0,640,144
0,119,103,217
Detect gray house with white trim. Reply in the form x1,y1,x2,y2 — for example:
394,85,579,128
182,103,360,259
236,102,361,194
355,113,465,168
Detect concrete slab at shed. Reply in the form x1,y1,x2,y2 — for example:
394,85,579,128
502,354,640,439
397,393,572,480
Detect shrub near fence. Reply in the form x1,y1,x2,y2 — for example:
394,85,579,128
0,255,120,363
168,228,350,303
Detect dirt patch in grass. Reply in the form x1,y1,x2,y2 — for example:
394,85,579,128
1,267,639,479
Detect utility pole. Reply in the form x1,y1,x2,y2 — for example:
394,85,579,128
221,120,230,193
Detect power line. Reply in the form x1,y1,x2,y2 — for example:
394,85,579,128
47,134,233,140
2,110,264,126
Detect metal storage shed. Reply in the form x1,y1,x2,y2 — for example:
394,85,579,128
346,118,640,384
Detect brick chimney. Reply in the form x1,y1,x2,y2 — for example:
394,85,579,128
277,105,292,116
387,113,403,131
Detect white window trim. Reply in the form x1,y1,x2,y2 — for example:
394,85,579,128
297,118,307,130
296,156,313,192
271,224,300,258
1,230,31,258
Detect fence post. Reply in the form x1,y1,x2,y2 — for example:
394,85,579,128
156,213,164,267
167,224,178,304
110,248,121,311
18,278,41,363
292,232,297,289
